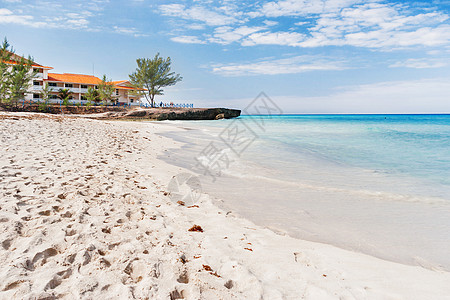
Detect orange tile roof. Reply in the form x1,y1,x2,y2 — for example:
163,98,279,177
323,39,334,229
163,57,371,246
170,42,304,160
116,85,145,91
46,73,144,90
3,60,53,69
112,80,128,85
111,79,145,91
46,73,102,85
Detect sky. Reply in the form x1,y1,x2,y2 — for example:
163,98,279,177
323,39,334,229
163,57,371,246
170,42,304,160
1,0,449,113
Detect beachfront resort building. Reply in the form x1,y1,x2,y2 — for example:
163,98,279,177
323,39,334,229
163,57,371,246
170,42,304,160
3,51,142,105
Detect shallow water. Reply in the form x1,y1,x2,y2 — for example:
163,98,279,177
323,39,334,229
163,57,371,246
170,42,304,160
157,115,450,270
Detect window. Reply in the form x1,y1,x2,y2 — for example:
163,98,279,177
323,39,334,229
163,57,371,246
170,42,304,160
48,82,57,87
33,81,40,86
81,85,87,89
50,95,58,99
116,89,119,96
33,94,40,99
81,96,87,100
95,86,98,89
65,83,73,88
69,96,73,100
130,99,134,103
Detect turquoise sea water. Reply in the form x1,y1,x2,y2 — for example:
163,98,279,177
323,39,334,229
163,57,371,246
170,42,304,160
159,114,450,270
250,114,450,188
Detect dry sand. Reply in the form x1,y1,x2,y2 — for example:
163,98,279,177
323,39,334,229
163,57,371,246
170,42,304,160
0,112,449,299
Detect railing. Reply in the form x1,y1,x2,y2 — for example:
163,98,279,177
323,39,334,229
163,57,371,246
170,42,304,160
49,87,80,93
147,102,194,108
48,86,64,91
21,99,132,107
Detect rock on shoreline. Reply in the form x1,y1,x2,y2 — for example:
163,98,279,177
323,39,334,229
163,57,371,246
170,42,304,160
0,104,241,121
98,107,241,121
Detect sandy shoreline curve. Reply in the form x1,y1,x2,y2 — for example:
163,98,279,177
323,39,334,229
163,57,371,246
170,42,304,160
1,112,449,299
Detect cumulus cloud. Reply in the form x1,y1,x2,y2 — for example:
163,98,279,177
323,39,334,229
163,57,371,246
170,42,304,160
211,55,346,76
113,26,148,37
276,78,450,113
0,8,46,27
208,25,266,44
258,0,364,17
296,3,450,48
192,78,450,113
389,58,448,69
159,4,238,26
0,1,146,36
160,1,450,50
170,35,206,44
242,31,305,46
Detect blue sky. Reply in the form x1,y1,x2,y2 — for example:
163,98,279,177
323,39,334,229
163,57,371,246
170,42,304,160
1,0,449,113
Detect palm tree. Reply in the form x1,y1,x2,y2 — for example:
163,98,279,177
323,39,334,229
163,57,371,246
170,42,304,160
85,86,100,105
58,88,72,106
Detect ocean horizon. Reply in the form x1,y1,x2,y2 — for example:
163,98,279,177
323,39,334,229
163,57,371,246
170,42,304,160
159,114,450,270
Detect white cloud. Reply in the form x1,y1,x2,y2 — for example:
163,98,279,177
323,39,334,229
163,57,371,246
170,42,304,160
157,1,450,50
292,3,450,48
170,35,206,44
263,20,278,26
276,78,450,113
258,0,364,17
159,4,238,26
113,26,148,37
242,31,305,46
192,78,450,113
342,25,450,48
389,58,448,69
0,8,43,27
186,23,206,30
0,8,13,15
208,25,266,44
0,1,146,36
211,55,346,76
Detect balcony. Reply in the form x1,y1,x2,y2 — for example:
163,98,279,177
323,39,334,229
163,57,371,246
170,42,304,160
49,87,78,93
34,73,43,78
32,86,43,91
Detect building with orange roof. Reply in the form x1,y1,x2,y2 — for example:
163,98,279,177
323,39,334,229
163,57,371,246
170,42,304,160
3,51,142,105
31,73,142,104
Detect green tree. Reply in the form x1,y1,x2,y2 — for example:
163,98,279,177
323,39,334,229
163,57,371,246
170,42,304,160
58,88,72,106
1,37,37,108
0,38,13,104
129,53,182,107
97,75,115,105
8,55,36,108
38,82,51,112
85,86,99,107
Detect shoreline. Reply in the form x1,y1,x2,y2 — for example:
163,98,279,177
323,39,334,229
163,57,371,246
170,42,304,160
1,112,449,299
155,117,450,271
0,105,241,121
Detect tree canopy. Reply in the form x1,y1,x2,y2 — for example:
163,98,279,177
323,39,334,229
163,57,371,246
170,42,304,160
129,53,182,107
0,37,37,107
97,75,115,105
58,88,72,106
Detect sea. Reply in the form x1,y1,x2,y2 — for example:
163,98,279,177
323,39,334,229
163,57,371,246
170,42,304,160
158,114,450,270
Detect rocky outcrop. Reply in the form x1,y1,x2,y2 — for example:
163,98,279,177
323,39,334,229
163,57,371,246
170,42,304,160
0,104,241,120
96,107,241,121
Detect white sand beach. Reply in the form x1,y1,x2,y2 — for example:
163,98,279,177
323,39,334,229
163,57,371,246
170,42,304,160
1,112,449,300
